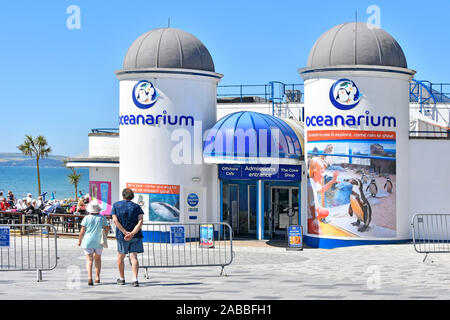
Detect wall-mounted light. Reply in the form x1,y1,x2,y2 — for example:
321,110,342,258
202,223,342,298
192,177,201,183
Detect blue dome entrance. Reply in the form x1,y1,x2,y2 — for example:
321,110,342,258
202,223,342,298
203,111,303,164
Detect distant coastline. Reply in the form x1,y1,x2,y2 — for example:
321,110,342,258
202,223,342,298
0,153,67,168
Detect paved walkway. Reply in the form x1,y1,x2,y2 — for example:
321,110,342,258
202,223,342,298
1,237,449,300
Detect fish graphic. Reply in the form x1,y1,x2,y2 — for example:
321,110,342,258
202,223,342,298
150,202,180,221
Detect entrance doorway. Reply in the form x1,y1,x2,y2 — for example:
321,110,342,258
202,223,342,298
222,183,257,237
269,187,299,237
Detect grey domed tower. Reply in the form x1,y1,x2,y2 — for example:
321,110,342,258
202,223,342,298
299,22,415,248
115,28,223,230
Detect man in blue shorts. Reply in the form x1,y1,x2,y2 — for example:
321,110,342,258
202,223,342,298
111,188,144,287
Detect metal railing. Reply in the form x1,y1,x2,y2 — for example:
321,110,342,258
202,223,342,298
47,213,114,235
0,211,115,236
411,214,450,262
409,130,450,139
218,81,450,105
0,224,58,281
136,222,233,277
217,83,304,104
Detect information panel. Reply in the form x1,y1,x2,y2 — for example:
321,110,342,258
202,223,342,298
170,225,185,246
218,164,301,181
0,226,10,248
287,225,303,250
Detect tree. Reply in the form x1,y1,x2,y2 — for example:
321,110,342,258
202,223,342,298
17,135,51,196
67,167,81,201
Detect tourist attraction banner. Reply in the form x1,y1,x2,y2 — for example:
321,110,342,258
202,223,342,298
127,183,180,222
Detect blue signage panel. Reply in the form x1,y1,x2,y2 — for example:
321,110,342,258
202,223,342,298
287,225,303,249
170,225,185,245
218,164,301,181
0,226,10,248
199,224,214,248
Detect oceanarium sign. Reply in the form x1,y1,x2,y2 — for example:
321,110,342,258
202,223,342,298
119,80,195,127
305,78,397,128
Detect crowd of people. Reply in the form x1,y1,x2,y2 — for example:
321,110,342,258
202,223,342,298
0,189,91,223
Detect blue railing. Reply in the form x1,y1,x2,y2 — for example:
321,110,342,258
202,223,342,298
217,80,450,105
217,83,304,103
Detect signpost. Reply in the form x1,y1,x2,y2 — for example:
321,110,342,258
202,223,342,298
199,224,214,248
170,225,185,246
286,225,303,251
0,226,10,248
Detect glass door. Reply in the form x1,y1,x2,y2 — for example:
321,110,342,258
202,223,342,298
222,184,240,235
248,185,257,234
270,187,299,236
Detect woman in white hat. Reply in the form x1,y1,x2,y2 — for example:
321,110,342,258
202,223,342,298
77,203,110,285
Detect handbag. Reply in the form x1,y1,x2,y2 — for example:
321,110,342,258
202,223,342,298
100,216,108,248
101,229,108,248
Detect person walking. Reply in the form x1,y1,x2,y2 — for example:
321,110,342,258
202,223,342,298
111,188,144,287
77,203,110,286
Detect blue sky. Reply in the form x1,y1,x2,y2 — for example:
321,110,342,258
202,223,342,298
1,0,449,156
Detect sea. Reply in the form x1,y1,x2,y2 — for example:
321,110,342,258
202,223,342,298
0,167,89,200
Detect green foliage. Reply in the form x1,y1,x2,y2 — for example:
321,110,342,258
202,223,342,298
17,134,52,195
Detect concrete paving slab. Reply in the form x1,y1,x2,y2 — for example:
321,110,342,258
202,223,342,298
1,237,450,300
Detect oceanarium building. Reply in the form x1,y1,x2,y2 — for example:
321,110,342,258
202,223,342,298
67,23,450,248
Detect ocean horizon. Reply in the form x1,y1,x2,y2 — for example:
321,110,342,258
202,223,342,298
0,166,89,201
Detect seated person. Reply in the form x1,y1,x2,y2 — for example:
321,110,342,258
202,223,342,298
43,200,56,215
75,199,88,215
0,197,11,211
15,199,27,212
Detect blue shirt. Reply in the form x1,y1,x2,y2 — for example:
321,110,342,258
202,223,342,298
111,200,144,240
81,214,108,249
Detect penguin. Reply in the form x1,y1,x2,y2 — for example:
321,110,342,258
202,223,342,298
336,88,350,103
346,178,372,232
384,175,393,193
361,173,369,184
366,178,378,197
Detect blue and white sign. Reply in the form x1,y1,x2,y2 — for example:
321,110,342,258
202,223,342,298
287,225,303,249
170,225,185,246
0,226,10,248
218,164,301,181
187,193,199,207
329,78,361,110
132,80,159,109
199,224,214,248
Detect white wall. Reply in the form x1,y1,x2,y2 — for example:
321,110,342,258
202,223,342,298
409,139,450,217
89,134,120,158
410,103,450,128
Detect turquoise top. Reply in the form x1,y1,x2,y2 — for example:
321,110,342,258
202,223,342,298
81,214,108,249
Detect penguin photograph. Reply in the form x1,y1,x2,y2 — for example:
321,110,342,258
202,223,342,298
346,178,372,232
366,178,378,197
384,175,393,193
361,172,369,184
307,137,396,239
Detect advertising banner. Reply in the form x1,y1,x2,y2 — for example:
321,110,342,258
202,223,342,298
127,183,180,222
305,78,398,239
287,225,303,249
89,181,112,215
199,224,214,248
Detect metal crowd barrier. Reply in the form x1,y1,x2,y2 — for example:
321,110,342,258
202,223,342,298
411,214,450,262
135,222,234,277
0,224,58,281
